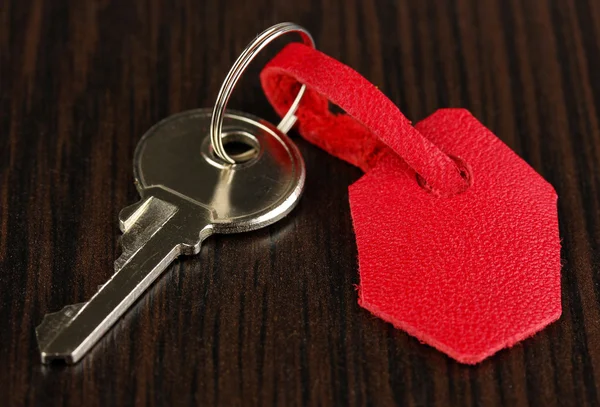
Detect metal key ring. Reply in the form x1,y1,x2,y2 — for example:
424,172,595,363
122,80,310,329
210,22,315,164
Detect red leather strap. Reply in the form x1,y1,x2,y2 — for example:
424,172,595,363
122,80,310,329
260,43,469,196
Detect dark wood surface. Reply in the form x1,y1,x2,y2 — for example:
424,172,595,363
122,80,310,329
1,0,600,406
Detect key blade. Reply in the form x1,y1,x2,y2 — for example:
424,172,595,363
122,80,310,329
36,190,215,364
36,237,183,364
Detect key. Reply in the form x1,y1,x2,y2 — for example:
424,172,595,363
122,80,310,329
36,109,305,363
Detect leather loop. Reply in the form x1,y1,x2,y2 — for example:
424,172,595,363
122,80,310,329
260,43,470,196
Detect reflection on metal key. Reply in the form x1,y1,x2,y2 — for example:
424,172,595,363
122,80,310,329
35,109,305,363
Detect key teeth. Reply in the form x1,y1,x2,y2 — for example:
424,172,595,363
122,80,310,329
117,197,179,272
36,303,85,354
114,253,129,273
118,199,150,233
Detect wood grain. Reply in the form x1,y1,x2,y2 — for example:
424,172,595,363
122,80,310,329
1,0,600,405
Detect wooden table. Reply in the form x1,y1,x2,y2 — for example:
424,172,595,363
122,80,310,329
1,0,599,405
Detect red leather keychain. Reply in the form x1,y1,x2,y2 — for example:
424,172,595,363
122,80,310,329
260,43,561,364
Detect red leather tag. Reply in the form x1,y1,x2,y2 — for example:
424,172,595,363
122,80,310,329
260,44,561,363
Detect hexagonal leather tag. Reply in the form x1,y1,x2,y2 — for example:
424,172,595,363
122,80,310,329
349,109,561,363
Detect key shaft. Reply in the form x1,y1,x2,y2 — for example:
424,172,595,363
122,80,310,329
37,191,214,363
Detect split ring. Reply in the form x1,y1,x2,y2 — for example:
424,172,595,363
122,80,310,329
209,22,315,164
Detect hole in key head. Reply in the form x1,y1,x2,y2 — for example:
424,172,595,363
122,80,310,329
221,131,260,163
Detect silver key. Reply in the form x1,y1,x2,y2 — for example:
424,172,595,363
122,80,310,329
35,108,305,363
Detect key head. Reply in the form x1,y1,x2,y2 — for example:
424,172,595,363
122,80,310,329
132,109,305,233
